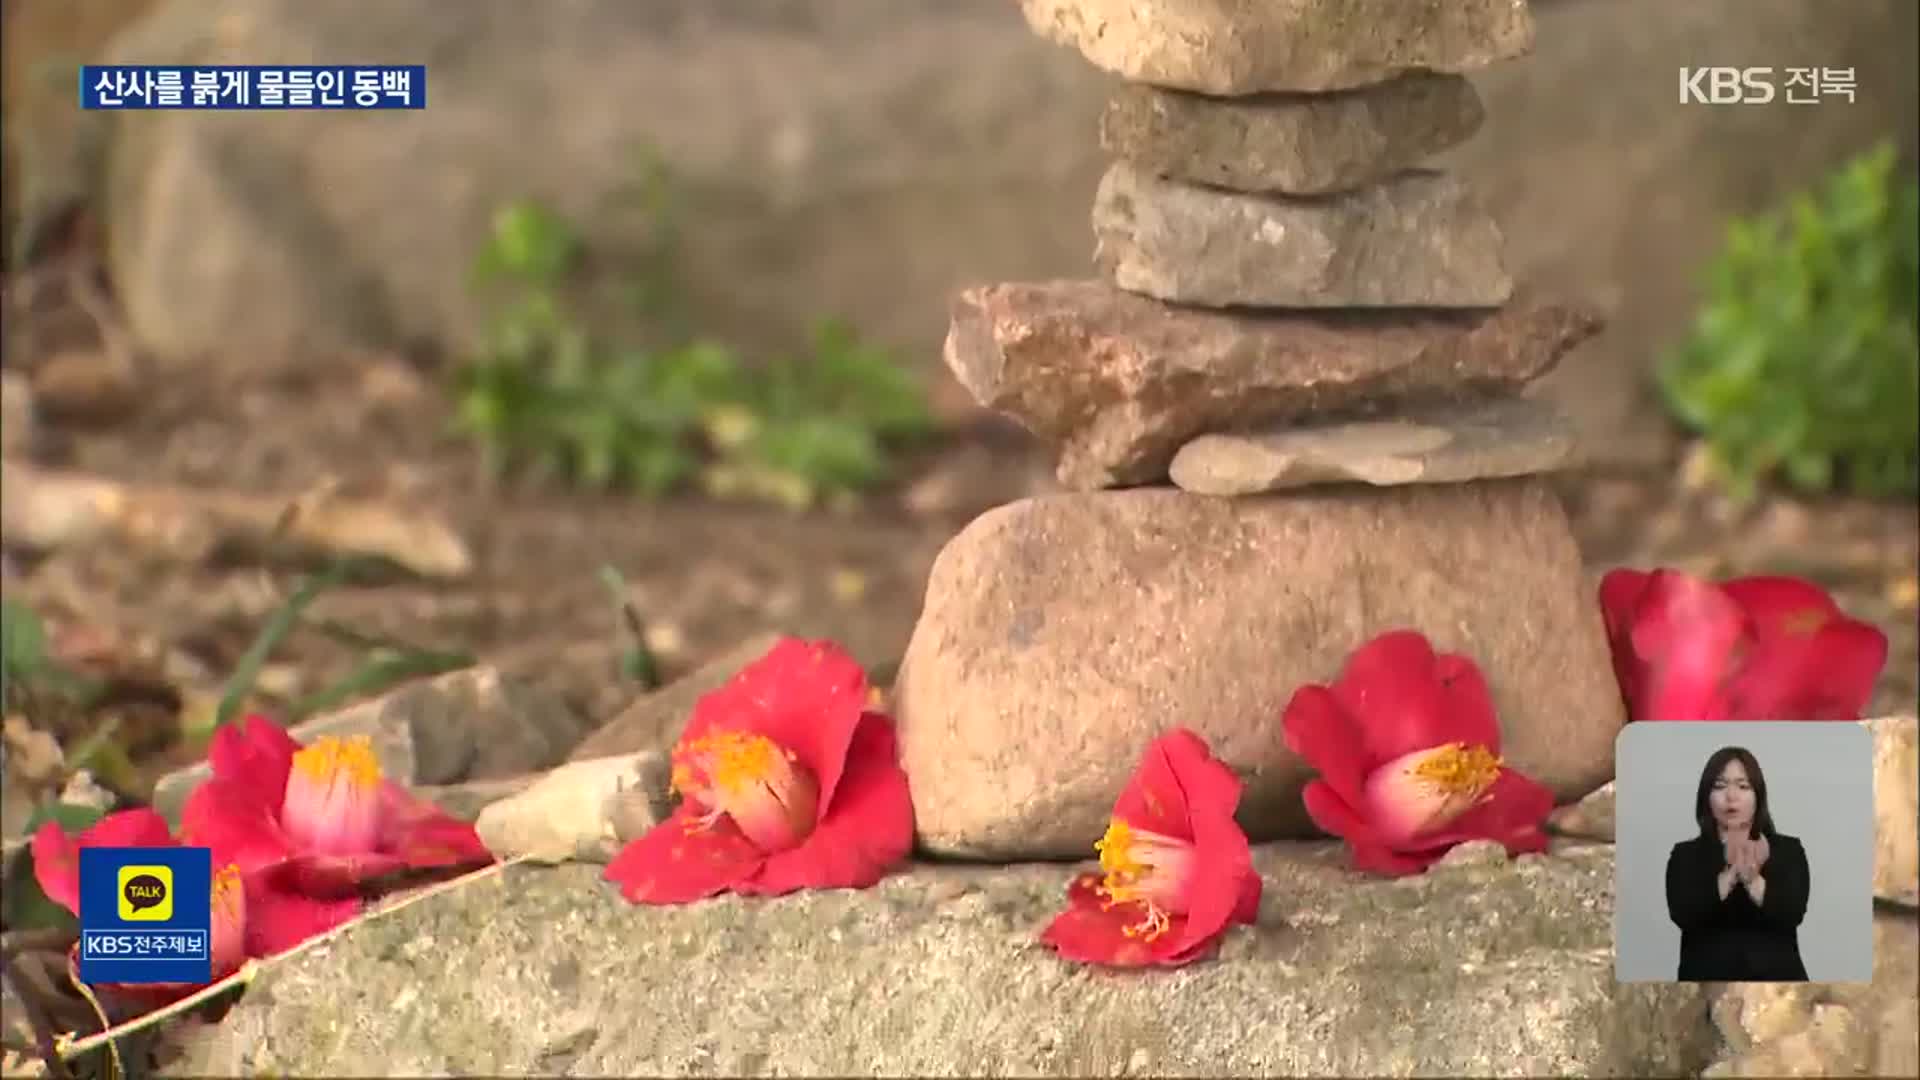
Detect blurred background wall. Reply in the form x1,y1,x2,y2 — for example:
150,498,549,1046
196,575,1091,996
4,0,1916,468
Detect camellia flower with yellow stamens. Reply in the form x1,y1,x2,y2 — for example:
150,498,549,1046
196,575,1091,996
604,637,914,904
1280,630,1555,877
29,809,250,1018
1038,728,1261,968
179,714,493,954
1598,568,1888,722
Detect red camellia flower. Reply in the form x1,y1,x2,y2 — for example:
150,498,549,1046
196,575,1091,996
604,637,913,904
179,714,494,954
1598,568,1889,722
1280,631,1555,877
30,809,248,1013
1038,729,1262,968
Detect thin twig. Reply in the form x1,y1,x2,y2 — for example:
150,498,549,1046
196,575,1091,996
0,951,74,1080
64,266,138,386
62,966,123,1080
53,855,532,1061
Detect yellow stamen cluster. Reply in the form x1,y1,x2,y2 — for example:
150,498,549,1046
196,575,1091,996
291,735,381,787
671,729,798,834
1411,742,1502,799
674,730,790,793
1093,819,1170,941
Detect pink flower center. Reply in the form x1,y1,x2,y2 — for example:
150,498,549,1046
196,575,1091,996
1092,819,1195,941
281,735,383,855
671,729,819,853
210,863,247,977
1366,742,1504,844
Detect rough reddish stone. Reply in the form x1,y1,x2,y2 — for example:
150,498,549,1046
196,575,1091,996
942,280,1599,489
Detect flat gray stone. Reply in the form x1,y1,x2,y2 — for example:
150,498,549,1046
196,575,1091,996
1101,75,1485,195
944,281,1598,489
473,751,675,865
1093,163,1512,309
1169,396,1578,494
152,667,592,826
569,632,785,760
415,775,539,822
1021,0,1536,94
171,843,1714,1077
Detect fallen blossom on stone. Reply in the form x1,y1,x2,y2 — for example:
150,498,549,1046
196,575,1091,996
1598,568,1889,722
180,714,494,954
605,637,913,903
1039,728,1261,968
1281,630,1554,877
30,808,247,1013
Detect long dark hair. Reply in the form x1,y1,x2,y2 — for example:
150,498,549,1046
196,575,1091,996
1693,745,1777,840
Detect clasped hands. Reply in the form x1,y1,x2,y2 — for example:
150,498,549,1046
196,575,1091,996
1722,833,1770,886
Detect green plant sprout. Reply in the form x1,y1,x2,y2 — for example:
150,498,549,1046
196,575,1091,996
453,162,932,507
1658,141,1919,500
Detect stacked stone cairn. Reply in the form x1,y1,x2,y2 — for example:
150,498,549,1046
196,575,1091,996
892,0,1629,860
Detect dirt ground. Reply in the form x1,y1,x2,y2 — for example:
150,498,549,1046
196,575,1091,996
3,253,1916,806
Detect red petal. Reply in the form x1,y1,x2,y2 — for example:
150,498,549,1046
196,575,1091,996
243,883,360,958
1597,568,1653,624
374,781,496,870
1597,569,1654,684
1231,872,1262,926
1301,781,1432,877
1412,768,1555,857
678,638,870,821
603,805,764,904
1718,575,1843,634
747,712,915,895
1727,617,1888,720
1328,631,1499,763
1161,831,1254,964
1037,874,1164,968
180,777,297,877
32,809,178,917
30,822,82,915
208,715,299,810
1112,728,1225,839
1128,730,1255,960
1430,653,1502,752
1620,569,1748,721
1281,685,1375,808
81,807,177,849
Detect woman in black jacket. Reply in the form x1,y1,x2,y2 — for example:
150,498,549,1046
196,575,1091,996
1664,745,1810,982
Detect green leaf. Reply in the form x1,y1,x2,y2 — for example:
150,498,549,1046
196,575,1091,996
1659,139,1919,499
2,597,49,682
597,565,660,690
485,200,582,284
5,802,106,932
286,647,474,721
25,800,109,836
214,559,357,731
